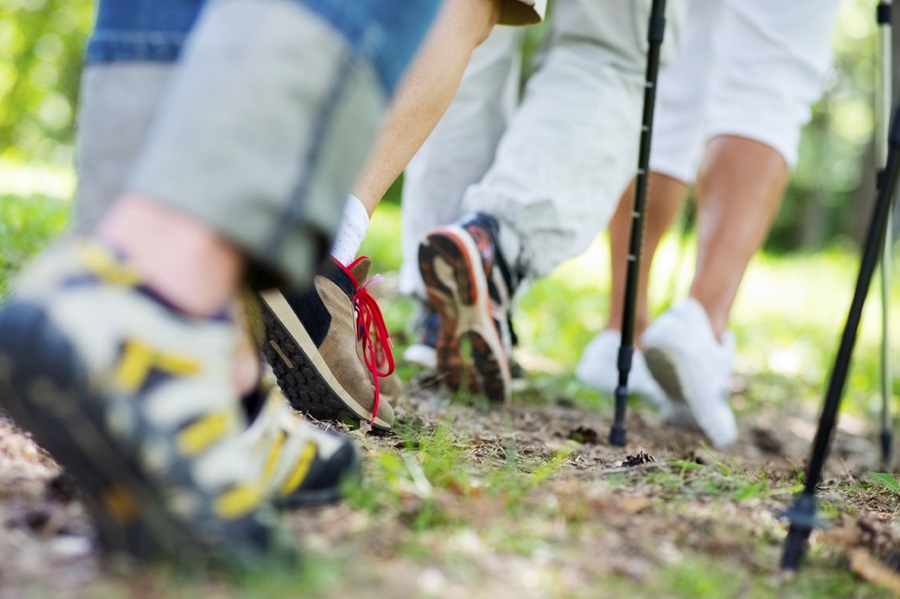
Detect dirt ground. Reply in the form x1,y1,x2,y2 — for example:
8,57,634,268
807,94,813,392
1,366,899,598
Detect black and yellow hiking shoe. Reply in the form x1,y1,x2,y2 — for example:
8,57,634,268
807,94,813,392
0,240,287,566
240,382,360,507
257,257,396,431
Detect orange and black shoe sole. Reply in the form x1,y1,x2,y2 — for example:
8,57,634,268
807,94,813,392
418,227,511,404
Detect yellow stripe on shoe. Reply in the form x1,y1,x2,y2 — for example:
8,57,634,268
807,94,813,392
215,483,265,519
115,340,200,393
281,443,317,495
262,430,287,483
78,242,142,286
178,412,234,456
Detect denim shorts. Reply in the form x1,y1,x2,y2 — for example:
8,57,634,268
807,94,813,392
86,0,438,93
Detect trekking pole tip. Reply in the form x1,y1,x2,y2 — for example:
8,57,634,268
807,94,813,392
609,424,627,447
779,492,818,571
780,527,809,571
610,384,630,446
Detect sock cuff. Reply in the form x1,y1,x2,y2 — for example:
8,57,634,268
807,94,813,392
343,194,370,229
330,194,370,265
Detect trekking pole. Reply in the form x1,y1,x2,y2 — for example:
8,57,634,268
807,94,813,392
781,101,900,571
609,0,668,447
876,0,894,471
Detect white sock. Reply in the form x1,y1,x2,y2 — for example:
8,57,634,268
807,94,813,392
330,194,370,265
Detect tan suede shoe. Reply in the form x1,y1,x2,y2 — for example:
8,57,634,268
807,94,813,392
257,257,395,431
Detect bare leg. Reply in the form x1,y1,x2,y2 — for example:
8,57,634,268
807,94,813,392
99,195,243,316
353,0,502,215
606,173,686,336
97,194,260,392
689,135,787,340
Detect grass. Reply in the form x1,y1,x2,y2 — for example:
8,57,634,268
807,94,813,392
869,472,900,492
0,192,70,297
3,184,900,597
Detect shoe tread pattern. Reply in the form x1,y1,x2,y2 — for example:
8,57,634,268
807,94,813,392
419,232,508,403
260,303,390,433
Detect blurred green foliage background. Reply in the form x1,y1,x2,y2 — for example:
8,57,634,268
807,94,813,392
0,0,93,166
0,0,894,252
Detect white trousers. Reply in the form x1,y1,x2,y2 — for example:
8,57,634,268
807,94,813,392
399,0,684,296
651,0,841,183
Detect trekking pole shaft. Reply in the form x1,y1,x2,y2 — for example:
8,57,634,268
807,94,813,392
877,0,893,469
782,103,900,571
877,2,891,182
881,209,893,469
805,122,900,493
610,0,667,447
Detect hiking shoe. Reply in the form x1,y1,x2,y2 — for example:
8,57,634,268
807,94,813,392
0,240,284,564
258,257,395,431
418,213,519,403
404,302,528,389
575,330,670,410
239,382,360,508
641,299,738,448
403,305,440,368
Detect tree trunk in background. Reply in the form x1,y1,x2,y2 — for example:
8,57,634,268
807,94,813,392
853,140,878,245
797,185,830,249
790,100,832,251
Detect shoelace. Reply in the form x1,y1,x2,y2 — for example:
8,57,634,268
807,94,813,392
354,275,394,425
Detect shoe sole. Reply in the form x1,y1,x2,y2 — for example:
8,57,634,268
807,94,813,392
258,291,392,432
0,303,271,565
643,346,695,424
643,347,688,405
644,345,737,448
418,226,511,403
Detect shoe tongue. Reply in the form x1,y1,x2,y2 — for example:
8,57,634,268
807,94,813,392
349,258,371,286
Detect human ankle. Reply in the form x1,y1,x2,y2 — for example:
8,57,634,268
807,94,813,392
98,194,243,317
689,295,727,344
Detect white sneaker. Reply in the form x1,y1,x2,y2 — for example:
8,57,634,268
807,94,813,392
575,330,670,410
641,299,738,448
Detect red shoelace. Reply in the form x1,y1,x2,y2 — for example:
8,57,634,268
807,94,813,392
353,269,394,426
